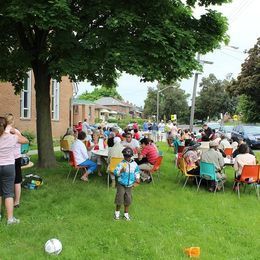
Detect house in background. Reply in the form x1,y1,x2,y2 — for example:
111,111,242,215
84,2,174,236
95,97,132,119
0,71,74,138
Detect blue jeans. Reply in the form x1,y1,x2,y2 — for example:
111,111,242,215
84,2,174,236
79,160,97,174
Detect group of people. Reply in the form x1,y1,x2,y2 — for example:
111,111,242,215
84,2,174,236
62,120,162,220
0,114,29,225
175,123,257,191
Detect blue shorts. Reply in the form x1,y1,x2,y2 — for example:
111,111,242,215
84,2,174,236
78,160,97,174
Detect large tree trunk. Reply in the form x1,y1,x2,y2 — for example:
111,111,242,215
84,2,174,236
32,63,56,168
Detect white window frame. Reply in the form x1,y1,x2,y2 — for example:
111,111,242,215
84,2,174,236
51,79,60,120
20,71,32,119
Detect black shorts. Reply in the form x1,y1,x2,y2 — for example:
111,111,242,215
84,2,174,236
15,157,22,184
0,164,15,198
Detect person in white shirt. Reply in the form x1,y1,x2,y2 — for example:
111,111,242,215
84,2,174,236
121,133,139,153
71,131,97,182
219,134,232,151
234,143,256,178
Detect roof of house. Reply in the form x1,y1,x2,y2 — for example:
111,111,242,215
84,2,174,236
95,97,130,107
72,98,96,105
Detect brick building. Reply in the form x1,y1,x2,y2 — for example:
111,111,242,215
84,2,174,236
0,71,74,138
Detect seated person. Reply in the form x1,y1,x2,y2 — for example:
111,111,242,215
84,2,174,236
182,143,201,175
201,139,225,192
136,138,158,182
219,134,232,151
107,137,124,188
133,129,140,140
233,138,255,158
234,143,256,178
71,131,97,182
62,128,75,159
121,132,139,153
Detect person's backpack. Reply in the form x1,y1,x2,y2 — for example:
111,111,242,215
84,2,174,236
22,174,43,190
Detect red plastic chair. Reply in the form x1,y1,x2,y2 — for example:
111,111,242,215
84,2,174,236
67,151,86,183
149,156,163,184
224,148,233,157
233,165,260,199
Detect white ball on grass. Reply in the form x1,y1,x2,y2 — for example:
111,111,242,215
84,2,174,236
44,238,62,255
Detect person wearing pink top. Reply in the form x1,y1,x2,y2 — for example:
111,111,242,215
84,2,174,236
5,113,28,208
0,116,28,225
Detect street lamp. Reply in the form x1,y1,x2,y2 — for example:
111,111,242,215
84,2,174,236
156,85,174,124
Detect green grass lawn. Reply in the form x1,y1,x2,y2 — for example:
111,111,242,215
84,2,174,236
1,144,259,259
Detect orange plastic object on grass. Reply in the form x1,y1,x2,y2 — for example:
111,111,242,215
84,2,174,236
184,247,200,258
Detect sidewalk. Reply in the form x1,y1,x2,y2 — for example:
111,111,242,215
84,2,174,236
28,146,60,155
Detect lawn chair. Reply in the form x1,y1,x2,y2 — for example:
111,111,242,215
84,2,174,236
178,157,198,189
108,157,123,190
21,143,30,154
67,151,86,183
148,156,163,184
224,147,233,157
233,165,260,199
197,161,224,194
60,139,70,152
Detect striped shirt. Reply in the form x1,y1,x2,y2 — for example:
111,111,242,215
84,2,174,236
141,144,158,165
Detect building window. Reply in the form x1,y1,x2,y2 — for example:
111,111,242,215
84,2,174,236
20,71,32,119
74,105,79,114
51,79,60,120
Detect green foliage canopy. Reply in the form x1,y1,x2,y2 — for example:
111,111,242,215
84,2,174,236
195,74,237,121
228,38,260,122
79,85,123,101
0,0,230,167
143,83,190,123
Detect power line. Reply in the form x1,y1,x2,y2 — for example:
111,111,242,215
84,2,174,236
229,0,255,24
219,50,244,62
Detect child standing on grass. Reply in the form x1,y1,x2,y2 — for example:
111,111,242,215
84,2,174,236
114,147,140,221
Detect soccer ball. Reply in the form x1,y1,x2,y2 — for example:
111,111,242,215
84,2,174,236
44,238,62,255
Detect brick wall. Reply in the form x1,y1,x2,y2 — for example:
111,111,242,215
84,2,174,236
0,75,73,138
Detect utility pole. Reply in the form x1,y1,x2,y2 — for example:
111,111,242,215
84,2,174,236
189,54,213,131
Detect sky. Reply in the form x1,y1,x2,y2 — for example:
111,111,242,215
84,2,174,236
78,0,260,107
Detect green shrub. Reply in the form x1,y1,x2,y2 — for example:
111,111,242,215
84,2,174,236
94,118,103,123
22,130,35,144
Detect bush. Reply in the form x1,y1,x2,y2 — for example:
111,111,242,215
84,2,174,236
22,130,35,145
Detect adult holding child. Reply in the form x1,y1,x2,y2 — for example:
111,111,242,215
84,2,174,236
0,116,28,224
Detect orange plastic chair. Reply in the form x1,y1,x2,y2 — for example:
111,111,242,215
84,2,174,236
107,157,123,190
233,165,260,199
67,151,87,183
224,147,233,157
148,156,163,184
178,158,199,188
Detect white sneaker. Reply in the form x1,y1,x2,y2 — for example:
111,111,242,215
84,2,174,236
7,217,20,225
114,211,120,220
124,213,131,221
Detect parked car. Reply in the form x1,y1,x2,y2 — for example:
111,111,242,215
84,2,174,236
206,122,221,131
231,125,260,148
218,125,234,140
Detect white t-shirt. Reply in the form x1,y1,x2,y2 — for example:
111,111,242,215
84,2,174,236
71,139,89,165
121,139,140,150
